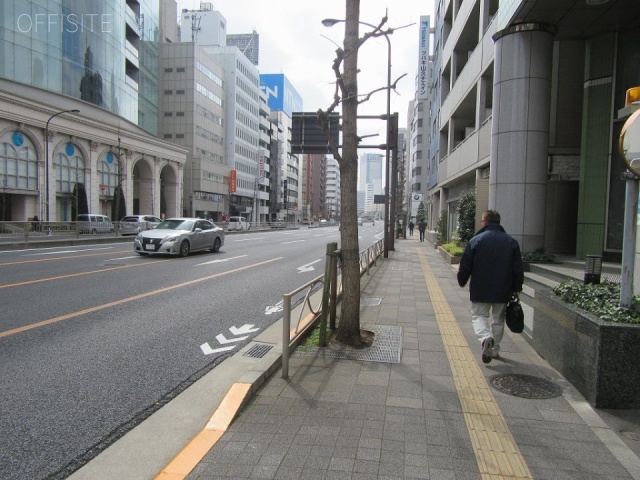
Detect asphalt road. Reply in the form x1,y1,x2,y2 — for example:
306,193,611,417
0,224,383,480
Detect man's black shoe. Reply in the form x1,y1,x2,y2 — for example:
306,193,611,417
482,338,494,364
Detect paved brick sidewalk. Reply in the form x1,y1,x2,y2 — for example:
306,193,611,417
187,238,640,480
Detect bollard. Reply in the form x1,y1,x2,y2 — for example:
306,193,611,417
584,254,602,285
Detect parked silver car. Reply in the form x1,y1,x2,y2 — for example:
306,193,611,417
119,215,162,235
133,218,224,257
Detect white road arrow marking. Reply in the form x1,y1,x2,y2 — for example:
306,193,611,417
216,333,248,344
297,259,322,273
230,324,260,335
265,301,283,315
200,342,235,355
196,255,247,266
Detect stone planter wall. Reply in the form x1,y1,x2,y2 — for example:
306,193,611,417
437,246,461,265
532,289,640,409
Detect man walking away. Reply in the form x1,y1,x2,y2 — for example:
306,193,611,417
409,220,414,236
418,220,426,242
457,210,524,364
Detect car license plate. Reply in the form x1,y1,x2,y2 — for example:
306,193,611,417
144,244,155,251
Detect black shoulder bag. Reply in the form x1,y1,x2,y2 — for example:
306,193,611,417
505,293,524,333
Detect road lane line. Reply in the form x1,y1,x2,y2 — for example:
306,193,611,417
0,250,130,267
416,248,533,479
0,257,283,339
0,259,173,289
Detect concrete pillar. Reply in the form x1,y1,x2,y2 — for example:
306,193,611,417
490,23,556,252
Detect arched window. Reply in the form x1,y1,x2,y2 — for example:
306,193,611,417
98,151,120,196
54,143,85,194
0,131,38,190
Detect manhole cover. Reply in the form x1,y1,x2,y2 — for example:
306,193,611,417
620,430,640,442
489,374,562,399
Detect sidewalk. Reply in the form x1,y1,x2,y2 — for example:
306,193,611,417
182,237,640,480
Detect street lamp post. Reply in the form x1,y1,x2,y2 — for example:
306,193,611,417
45,109,80,222
322,16,392,257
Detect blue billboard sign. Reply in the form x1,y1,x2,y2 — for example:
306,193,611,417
260,74,303,117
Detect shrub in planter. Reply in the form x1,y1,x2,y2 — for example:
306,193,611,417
552,280,640,324
532,280,640,408
441,242,464,257
522,249,555,264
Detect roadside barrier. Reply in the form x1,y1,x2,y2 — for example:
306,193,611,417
281,238,384,378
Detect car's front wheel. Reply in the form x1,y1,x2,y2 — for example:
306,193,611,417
178,240,190,257
211,237,221,253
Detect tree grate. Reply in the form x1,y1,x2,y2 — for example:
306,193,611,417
489,374,562,399
243,343,273,358
294,325,402,364
360,297,382,306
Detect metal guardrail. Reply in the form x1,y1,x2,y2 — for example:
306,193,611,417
0,221,124,241
281,238,384,378
0,220,306,240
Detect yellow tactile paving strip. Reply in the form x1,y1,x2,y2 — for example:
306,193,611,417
417,249,533,479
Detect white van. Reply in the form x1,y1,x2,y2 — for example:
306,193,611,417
227,216,248,231
76,214,115,234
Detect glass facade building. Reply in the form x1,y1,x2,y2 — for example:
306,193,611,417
0,0,160,134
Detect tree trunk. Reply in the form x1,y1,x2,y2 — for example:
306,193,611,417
335,0,362,345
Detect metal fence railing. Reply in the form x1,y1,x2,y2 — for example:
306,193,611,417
281,238,384,378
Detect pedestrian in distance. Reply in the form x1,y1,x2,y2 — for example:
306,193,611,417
457,210,524,364
409,220,414,236
418,219,426,242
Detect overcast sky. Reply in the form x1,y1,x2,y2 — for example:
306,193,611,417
176,0,434,139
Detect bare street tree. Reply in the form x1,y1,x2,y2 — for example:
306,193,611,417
318,0,405,347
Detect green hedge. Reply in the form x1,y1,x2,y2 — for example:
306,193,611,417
552,280,640,324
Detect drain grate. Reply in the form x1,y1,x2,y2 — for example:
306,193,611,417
243,343,273,358
360,297,382,306
294,325,402,364
489,374,562,399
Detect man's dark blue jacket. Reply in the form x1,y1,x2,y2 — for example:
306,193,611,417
457,224,524,303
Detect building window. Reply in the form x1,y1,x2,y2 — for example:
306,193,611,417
176,112,185,117
164,90,173,94
176,67,185,72
0,131,38,191
54,143,85,194
164,68,173,72
164,112,173,116
98,152,121,197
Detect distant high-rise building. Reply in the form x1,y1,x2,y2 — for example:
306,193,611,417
227,31,260,66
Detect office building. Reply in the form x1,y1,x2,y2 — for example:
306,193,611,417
426,0,640,259
0,0,186,222
227,31,260,66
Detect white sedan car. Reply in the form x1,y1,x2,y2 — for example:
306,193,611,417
134,218,224,257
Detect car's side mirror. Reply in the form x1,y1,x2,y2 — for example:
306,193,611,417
194,228,203,233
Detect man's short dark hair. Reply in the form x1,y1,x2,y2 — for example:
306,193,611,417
482,210,501,225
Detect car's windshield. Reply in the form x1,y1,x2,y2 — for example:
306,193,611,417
156,220,194,231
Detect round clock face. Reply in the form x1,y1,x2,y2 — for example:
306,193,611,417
413,194,421,201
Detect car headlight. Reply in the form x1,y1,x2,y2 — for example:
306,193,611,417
165,235,179,242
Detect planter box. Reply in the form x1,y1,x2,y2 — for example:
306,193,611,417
533,289,640,408
437,246,461,265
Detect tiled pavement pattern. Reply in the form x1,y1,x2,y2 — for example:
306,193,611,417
187,239,637,480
